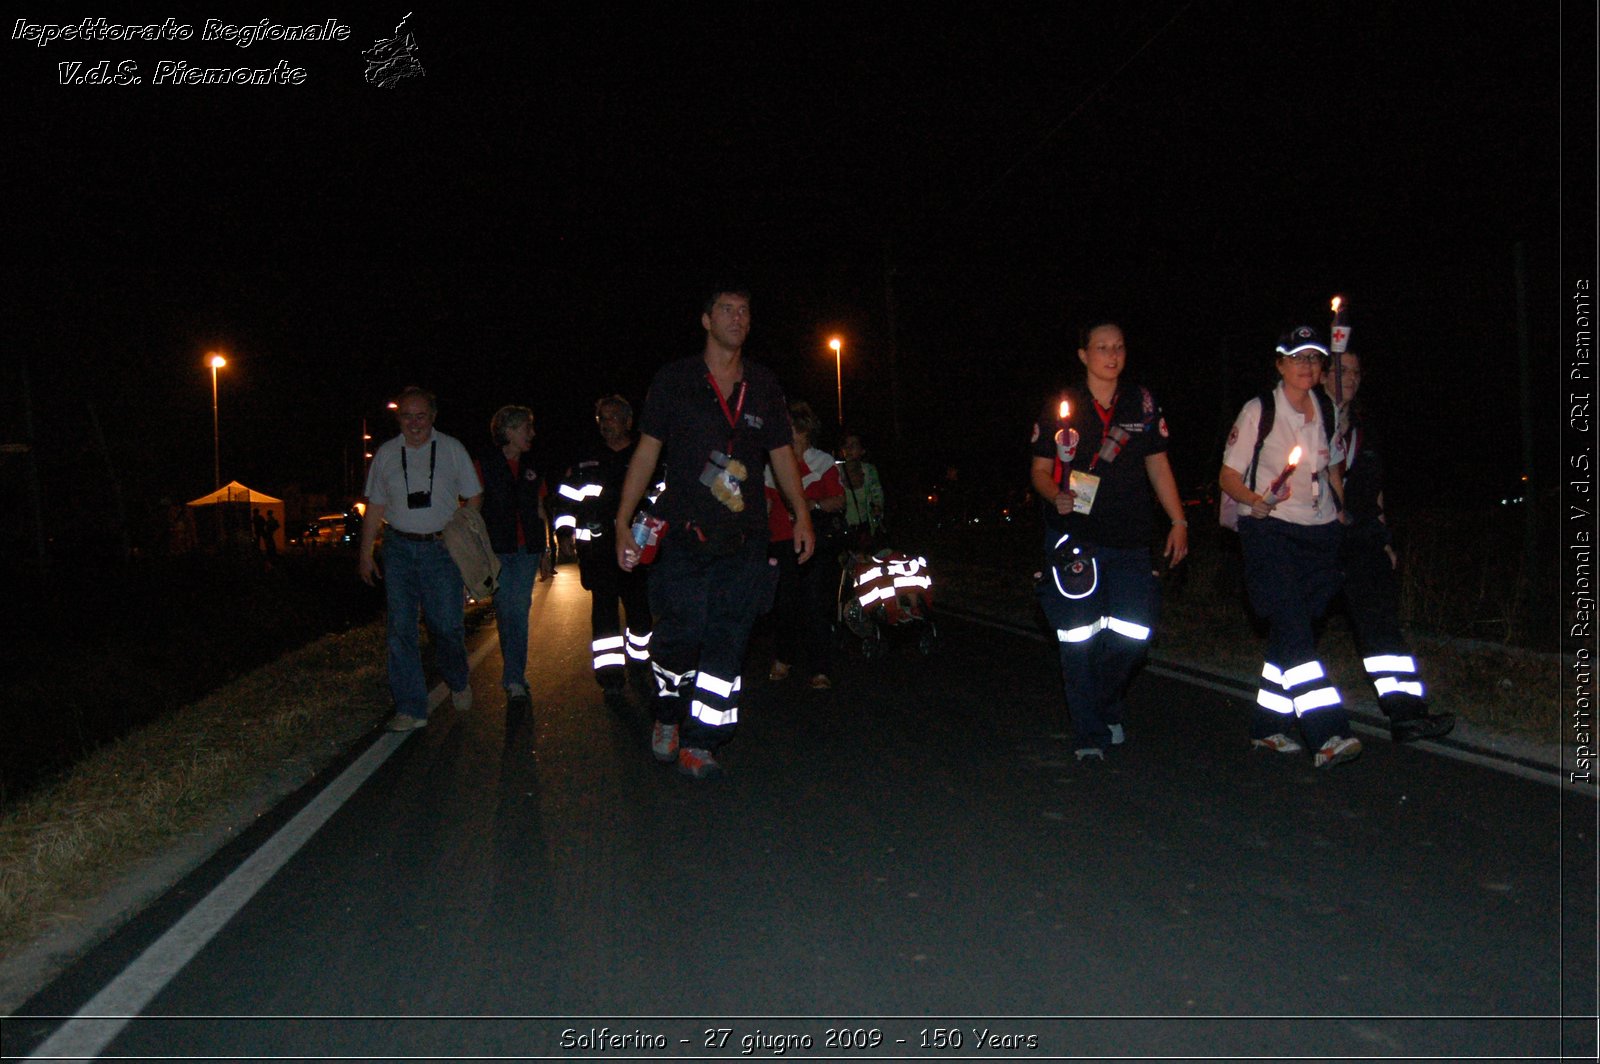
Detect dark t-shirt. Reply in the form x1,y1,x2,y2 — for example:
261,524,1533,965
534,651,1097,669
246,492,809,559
1029,383,1170,548
1340,408,1387,537
639,356,794,537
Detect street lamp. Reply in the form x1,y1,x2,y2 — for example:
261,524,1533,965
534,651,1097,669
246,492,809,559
829,337,844,427
206,353,226,490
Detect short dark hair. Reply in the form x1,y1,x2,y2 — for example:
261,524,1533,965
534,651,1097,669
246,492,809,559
489,405,534,445
1077,319,1123,350
594,394,633,424
789,400,820,439
394,385,437,414
703,282,752,316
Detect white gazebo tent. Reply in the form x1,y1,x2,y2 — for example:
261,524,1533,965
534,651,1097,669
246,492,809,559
187,481,286,551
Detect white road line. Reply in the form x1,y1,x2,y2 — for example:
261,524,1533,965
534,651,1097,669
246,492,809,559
26,637,498,1061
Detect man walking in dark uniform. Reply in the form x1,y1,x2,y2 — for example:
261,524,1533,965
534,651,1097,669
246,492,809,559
554,395,654,702
614,284,815,779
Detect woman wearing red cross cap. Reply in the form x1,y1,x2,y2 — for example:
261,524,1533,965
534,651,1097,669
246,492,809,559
1028,319,1188,761
1220,325,1361,768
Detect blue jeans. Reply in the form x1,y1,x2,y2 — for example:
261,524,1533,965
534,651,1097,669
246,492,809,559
383,535,470,718
495,549,542,691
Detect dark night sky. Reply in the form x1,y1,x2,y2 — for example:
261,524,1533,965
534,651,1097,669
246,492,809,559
3,2,1582,537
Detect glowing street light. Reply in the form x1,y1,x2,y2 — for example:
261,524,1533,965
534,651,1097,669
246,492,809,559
829,337,844,427
206,352,226,490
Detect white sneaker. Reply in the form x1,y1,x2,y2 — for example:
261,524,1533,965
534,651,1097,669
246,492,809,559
1314,735,1363,768
385,713,428,732
452,686,473,713
1250,733,1303,754
651,722,679,763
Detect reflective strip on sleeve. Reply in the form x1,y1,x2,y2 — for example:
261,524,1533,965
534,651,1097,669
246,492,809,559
573,528,595,541
1261,662,1286,686
893,575,932,591
1256,689,1296,715
559,483,604,501
1364,654,1417,675
1374,677,1425,698
1105,616,1151,641
855,567,884,585
553,515,577,530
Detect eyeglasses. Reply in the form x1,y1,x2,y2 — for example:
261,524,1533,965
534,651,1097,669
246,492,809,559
1278,351,1325,364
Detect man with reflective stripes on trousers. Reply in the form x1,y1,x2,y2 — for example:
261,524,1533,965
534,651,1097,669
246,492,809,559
553,395,654,700
1219,326,1361,768
1328,350,1454,743
614,284,815,779
1028,320,1189,761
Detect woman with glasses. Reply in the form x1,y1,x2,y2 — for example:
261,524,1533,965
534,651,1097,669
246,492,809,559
1219,326,1361,768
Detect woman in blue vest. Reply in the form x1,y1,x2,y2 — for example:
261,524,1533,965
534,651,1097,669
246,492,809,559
476,405,547,712
1219,326,1360,768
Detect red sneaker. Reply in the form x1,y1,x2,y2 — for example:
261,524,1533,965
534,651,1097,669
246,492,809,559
676,746,723,780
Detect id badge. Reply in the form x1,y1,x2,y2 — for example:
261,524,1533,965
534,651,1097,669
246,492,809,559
1068,469,1101,515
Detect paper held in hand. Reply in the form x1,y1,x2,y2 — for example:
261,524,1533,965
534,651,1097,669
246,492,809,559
1067,469,1101,515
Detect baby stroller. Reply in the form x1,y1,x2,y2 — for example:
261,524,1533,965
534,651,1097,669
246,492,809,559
837,548,939,658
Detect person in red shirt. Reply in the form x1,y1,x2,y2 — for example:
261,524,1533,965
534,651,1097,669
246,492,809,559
766,401,846,690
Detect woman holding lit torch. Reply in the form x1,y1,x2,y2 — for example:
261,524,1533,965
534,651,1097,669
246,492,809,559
1219,326,1360,768
1028,320,1188,761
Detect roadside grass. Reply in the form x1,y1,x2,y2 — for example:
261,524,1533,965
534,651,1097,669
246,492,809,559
0,621,390,963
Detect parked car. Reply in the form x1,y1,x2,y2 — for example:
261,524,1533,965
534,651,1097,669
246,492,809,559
300,512,360,547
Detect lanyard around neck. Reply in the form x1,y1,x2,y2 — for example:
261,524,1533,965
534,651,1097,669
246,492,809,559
707,372,747,451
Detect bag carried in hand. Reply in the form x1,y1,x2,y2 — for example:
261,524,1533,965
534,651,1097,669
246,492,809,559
442,506,501,599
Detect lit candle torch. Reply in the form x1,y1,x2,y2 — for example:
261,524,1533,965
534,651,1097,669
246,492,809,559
1266,445,1303,498
1053,396,1078,477
1329,295,1351,354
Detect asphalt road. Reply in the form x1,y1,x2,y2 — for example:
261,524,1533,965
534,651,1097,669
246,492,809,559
7,565,1596,1061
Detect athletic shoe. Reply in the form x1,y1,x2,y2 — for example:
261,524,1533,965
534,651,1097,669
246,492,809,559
1314,735,1363,768
1108,724,1125,746
677,746,723,779
1074,746,1105,762
808,673,833,690
385,713,428,732
651,722,679,763
768,661,791,682
1391,713,1455,743
452,686,473,713
1250,733,1303,754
